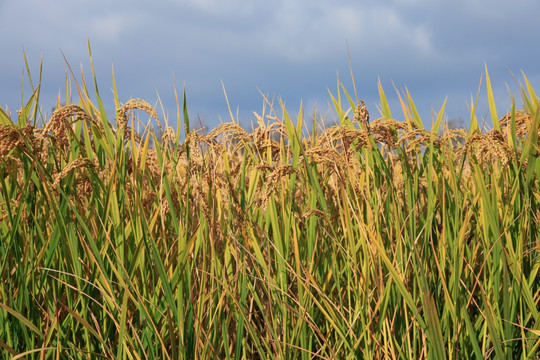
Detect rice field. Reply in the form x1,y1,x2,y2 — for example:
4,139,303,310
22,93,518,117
0,52,539,359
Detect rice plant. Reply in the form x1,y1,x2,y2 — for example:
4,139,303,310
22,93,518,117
0,50,539,359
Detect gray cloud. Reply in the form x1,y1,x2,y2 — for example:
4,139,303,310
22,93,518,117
1,0,539,130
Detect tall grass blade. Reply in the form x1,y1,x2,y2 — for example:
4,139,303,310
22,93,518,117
485,64,501,131
378,78,392,119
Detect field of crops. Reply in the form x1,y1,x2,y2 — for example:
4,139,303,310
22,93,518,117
0,55,539,359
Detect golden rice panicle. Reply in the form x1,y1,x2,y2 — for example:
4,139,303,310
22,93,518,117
462,129,514,167
116,98,158,131
207,122,250,143
249,118,286,160
353,99,370,130
499,110,539,139
322,126,369,156
41,105,91,146
161,126,176,150
183,128,211,169
0,124,34,158
52,157,95,187
440,127,468,146
206,122,253,155
303,145,344,169
369,118,407,149
398,128,434,154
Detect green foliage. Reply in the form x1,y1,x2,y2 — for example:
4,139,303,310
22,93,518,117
0,54,539,359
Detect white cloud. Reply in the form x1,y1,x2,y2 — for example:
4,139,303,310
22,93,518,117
88,14,131,43
255,3,437,63
173,0,267,18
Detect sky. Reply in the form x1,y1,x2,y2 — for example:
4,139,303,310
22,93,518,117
1,0,539,133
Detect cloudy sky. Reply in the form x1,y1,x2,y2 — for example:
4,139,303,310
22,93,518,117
1,0,539,132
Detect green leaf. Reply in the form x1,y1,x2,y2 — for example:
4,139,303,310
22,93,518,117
0,106,12,125
432,97,447,134
0,303,43,337
485,64,501,131
406,87,424,130
424,290,446,360
378,78,392,119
